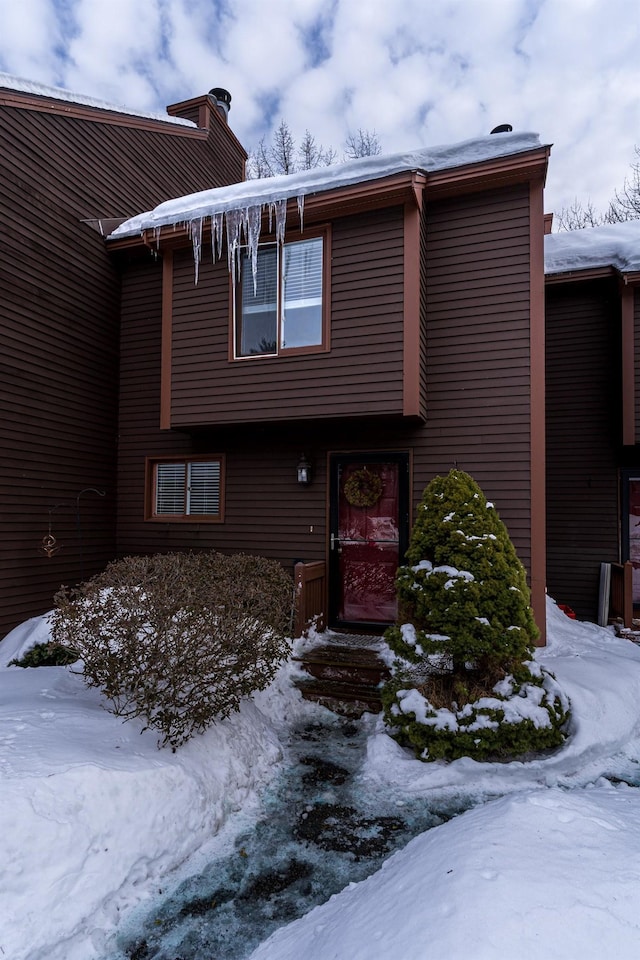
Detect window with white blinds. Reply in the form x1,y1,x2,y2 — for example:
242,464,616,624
150,458,223,520
187,461,221,515
155,462,186,515
238,246,278,356
234,232,326,357
282,238,323,348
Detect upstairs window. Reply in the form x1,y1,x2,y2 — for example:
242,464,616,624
146,457,224,522
234,231,328,358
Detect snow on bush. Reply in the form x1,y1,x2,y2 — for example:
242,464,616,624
51,552,294,749
382,470,570,761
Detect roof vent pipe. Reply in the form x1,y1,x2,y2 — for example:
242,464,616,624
490,123,513,134
208,87,232,121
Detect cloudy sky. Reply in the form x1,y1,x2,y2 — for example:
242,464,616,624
2,0,639,218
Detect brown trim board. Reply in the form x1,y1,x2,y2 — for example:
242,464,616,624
0,88,209,137
621,283,635,446
403,202,423,418
160,250,173,430
530,177,547,644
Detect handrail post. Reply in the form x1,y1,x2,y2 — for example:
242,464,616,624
293,560,326,637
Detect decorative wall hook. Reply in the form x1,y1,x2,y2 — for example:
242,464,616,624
39,504,64,558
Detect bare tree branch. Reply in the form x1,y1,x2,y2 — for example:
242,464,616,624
555,198,603,231
247,121,383,178
344,128,382,159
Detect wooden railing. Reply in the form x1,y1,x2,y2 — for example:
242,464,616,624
610,561,633,628
293,560,326,637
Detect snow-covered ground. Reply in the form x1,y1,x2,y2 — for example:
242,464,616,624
3,599,640,959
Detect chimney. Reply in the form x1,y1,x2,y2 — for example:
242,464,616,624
208,87,232,122
490,123,513,134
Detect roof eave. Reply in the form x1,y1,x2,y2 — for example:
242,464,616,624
544,265,640,285
0,86,205,137
108,145,549,253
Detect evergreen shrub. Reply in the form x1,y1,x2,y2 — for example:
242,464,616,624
382,470,570,761
9,641,79,668
51,551,294,749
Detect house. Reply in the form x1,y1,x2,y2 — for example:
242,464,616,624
108,130,550,642
545,221,640,623
10,74,626,646
0,75,246,639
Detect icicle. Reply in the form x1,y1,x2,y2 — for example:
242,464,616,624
297,194,305,233
179,196,291,287
245,204,262,295
225,207,245,287
188,217,203,285
211,211,224,262
274,198,287,246
153,226,162,250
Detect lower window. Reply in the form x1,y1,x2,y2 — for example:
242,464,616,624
146,457,224,522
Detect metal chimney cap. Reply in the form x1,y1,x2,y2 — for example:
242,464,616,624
209,87,232,108
490,123,513,134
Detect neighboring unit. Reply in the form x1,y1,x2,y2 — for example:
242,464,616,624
545,221,640,622
0,76,246,638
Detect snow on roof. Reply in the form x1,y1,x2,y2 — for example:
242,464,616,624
111,130,544,240
0,72,195,128
545,219,640,276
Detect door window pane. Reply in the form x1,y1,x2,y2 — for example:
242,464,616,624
337,461,400,623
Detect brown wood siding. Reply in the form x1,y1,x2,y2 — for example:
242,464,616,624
118,261,193,546
420,184,534,574
169,208,406,426
545,279,621,620
117,183,539,608
635,288,640,444
0,99,244,639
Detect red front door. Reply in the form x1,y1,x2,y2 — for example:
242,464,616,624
329,454,409,628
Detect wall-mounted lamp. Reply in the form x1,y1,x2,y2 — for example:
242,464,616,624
297,454,312,485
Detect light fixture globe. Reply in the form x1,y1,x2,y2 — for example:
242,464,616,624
297,454,312,485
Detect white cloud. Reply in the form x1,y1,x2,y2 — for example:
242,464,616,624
1,0,63,82
0,0,638,215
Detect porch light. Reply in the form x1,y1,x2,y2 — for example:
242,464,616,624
297,454,312,485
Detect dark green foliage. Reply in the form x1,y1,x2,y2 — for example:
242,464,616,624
382,470,569,762
387,469,538,674
51,552,294,749
9,641,79,668
381,665,569,762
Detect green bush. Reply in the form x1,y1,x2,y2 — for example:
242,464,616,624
51,552,294,749
9,641,79,668
382,470,570,761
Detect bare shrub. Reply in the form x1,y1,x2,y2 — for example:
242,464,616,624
51,552,294,749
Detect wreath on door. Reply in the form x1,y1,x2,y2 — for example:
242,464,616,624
343,468,383,508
